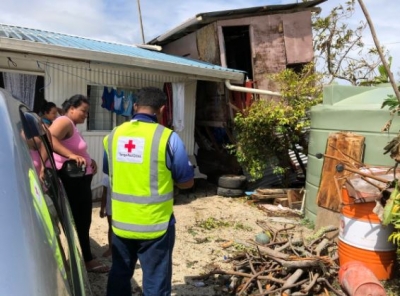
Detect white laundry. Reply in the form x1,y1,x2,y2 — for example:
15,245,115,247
172,82,185,132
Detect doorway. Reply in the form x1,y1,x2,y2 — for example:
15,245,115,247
222,26,253,79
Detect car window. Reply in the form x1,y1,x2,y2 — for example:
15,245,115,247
20,107,91,296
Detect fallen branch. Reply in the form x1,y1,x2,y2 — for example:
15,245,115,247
282,268,304,295
254,279,309,296
210,269,285,284
317,278,345,296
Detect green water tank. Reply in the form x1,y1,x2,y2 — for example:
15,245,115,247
305,84,400,221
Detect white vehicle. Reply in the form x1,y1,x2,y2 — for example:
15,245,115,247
0,88,91,295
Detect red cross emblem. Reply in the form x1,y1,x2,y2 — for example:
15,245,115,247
124,140,136,152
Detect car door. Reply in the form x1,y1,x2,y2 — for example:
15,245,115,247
19,106,92,296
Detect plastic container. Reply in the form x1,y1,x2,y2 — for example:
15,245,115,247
339,261,386,296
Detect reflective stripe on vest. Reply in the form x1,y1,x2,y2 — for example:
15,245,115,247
105,121,173,239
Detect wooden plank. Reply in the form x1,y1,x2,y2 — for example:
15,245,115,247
251,193,287,200
274,197,289,207
316,132,365,212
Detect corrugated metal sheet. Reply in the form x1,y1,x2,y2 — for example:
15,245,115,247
44,58,192,108
0,23,244,75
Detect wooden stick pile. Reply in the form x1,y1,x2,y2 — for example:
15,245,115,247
210,221,343,295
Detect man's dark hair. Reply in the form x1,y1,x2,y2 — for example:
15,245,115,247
136,87,166,110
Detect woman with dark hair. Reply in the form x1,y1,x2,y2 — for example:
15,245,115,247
40,101,58,127
48,94,109,273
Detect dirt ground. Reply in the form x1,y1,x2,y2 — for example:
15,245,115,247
86,181,324,296
86,182,400,295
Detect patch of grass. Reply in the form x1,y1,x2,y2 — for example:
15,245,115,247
187,226,198,236
186,260,198,268
196,217,231,230
233,222,253,231
195,217,253,232
300,217,315,229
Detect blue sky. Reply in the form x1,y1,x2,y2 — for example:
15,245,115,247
1,0,399,79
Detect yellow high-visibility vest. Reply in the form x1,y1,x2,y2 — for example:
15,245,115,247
104,120,173,239
28,169,67,280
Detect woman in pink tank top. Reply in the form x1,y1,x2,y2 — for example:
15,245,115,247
48,94,109,273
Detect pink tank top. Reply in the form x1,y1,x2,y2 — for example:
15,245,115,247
52,116,93,175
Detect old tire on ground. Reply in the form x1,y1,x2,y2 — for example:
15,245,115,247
218,174,247,189
217,187,244,198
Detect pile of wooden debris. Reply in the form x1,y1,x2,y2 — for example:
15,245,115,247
204,220,342,295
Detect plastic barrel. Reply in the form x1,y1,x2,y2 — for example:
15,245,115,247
339,188,396,280
339,261,387,296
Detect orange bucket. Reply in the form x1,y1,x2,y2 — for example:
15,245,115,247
339,261,387,296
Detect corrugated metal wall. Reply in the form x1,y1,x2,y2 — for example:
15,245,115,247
44,59,198,198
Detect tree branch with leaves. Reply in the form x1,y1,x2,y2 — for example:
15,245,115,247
313,0,383,85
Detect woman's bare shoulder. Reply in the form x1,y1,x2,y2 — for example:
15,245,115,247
49,116,73,138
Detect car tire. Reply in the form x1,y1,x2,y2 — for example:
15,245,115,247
217,187,244,197
218,174,247,189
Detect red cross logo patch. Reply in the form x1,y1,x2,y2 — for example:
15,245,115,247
117,136,145,164
124,140,136,152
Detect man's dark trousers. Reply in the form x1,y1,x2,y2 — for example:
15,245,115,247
107,224,175,296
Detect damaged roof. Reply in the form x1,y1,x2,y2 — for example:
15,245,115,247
148,0,327,45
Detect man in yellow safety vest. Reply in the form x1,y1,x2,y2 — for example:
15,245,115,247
104,87,194,296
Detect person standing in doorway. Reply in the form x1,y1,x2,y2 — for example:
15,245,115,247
104,87,194,296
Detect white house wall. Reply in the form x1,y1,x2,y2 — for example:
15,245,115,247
0,51,199,198
44,58,197,198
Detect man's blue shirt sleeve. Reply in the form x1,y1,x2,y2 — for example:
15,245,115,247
167,132,194,183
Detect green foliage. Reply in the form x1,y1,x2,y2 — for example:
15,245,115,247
386,183,400,245
233,222,253,231
300,217,315,230
312,0,383,85
381,95,400,111
231,63,322,181
196,217,231,230
195,217,253,232
360,57,393,86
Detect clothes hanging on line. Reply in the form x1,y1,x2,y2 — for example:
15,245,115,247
172,82,185,132
101,86,115,111
162,83,173,128
120,92,136,117
113,90,125,115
